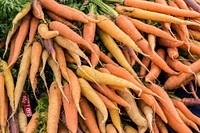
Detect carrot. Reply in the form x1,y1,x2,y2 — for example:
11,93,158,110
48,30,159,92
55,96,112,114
99,51,117,65
26,17,39,48
167,47,179,60
172,98,200,126
188,81,199,99
32,0,45,20
3,21,20,58
139,56,151,77
0,60,15,111
40,0,89,23
127,17,179,43
47,56,68,102
106,124,118,133
25,112,39,133
14,45,32,112
78,78,108,124
124,125,138,133
78,115,89,133
8,14,32,69
157,37,183,47
90,43,101,67
42,39,57,64
116,15,178,75
40,49,50,81
108,102,123,133
148,83,183,124
91,83,130,109
124,0,200,17
138,100,153,132
121,45,133,66
184,0,200,12
155,115,168,133
166,56,193,73
46,11,79,29
152,119,159,133
8,110,19,133
96,91,119,110
145,48,166,82
58,122,69,133
18,110,27,133
38,23,59,39
54,36,91,65
62,84,78,133
115,5,199,26
76,65,142,94
104,63,159,97
0,73,8,133
96,15,145,56
49,21,94,53
179,42,200,55
96,109,106,133
12,2,32,29
30,41,42,99
189,29,200,41
64,51,75,63
97,28,138,78
148,34,156,51
53,43,70,82
117,90,148,128
79,97,101,133
164,57,200,90
47,81,62,133
174,0,190,10
159,103,193,133
176,108,200,132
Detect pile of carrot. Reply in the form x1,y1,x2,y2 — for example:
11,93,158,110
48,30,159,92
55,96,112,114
1,0,200,132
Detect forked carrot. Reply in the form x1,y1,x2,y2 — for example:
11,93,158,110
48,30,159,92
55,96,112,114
79,78,108,124
47,81,62,133
79,97,101,133
115,5,200,26
62,84,78,133
38,23,59,39
30,41,42,99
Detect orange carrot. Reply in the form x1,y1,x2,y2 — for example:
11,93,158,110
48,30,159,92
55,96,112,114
62,84,78,133
79,97,100,133
116,5,199,25
66,67,83,119
174,0,190,10
25,112,39,133
159,103,193,133
148,83,183,124
121,45,133,66
32,0,44,20
116,15,178,75
152,119,159,133
40,0,89,23
124,0,200,17
157,37,183,47
90,83,130,108
167,47,179,60
8,14,32,69
64,51,75,63
46,11,79,29
127,17,178,42
49,21,94,53
26,17,39,48
139,56,151,77
30,41,42,99
38,23,59,39
106,124,118,133
54,43,70,82
47,81,62,133
96,15,145,56
99,51,117,65
171,98,200,125
145,48,166,82
155,115,168,133
176,108,200,132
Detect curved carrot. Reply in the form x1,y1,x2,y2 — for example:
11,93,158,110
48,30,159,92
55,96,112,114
38,23,59,39
32,0,45,20
139,56,151,77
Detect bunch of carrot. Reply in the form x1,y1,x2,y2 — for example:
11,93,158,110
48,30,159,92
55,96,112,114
1,0,200,132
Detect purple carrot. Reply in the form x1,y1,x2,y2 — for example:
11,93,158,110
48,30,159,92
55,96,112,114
42,39,57,63
184,0,200,12
8,108,19,133
182,97,200,106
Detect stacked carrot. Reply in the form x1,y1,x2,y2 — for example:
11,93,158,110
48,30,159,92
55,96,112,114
1,0,200,132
